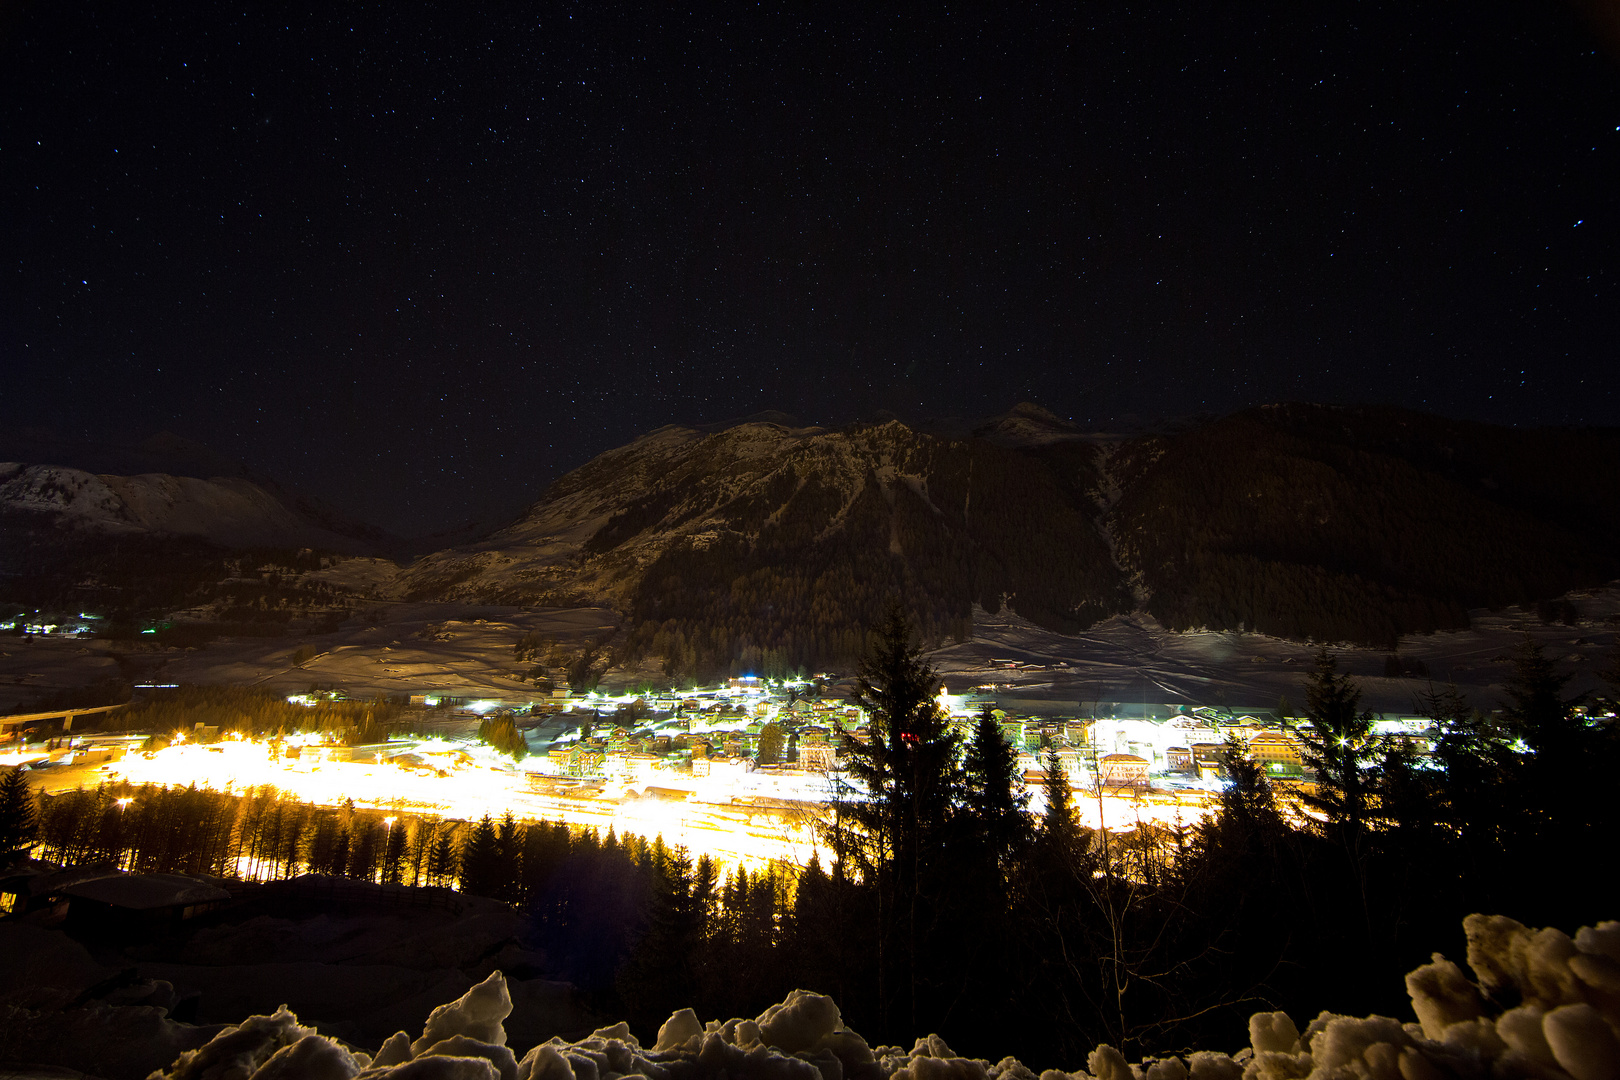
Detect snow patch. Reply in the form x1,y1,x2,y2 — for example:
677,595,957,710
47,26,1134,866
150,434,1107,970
141,915,1620,1080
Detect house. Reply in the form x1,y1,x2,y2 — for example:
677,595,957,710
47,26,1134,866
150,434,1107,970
1190,742,1227,779
798,734,836,772
1246,730,1304,775
1099,753,1150,790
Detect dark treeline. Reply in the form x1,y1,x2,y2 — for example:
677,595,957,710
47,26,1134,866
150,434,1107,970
0,514,361,634
5,613,1617,1066
8,773,823,1043
606,430,1129,684
90,685,412,746
737,607,1620,1066
28,782,460,886
1109,405,1620,647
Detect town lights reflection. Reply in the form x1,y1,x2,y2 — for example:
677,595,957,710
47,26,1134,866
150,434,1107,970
107,738,824,873
93,735,1211,874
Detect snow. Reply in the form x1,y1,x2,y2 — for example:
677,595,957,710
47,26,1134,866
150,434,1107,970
418,1036,520,1080
412,971,514,1054
159,1005,320,1080
0,463,372,551
58,871,230,911
125,913,1620,1080
931,591,1620,713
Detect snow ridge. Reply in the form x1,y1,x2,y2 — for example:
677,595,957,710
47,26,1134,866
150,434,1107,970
145,913,1620,1080
0,462,378,551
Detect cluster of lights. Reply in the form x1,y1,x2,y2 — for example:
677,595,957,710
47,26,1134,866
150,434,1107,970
104,734,820,872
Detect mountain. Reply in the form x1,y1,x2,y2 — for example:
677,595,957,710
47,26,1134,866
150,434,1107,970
0,441,398,623
0,428,255,483
7,405,1612,674
398,402,1620,679
0,462,386,553
0,430,396,554
399,409,1130,678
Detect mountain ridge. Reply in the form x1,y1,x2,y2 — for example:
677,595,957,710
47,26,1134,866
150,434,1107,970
4,403,1615,678
395,402,1620,679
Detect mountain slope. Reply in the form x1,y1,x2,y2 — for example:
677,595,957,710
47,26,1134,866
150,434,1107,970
0,462,384,552
399,415,1131,677
9,405,1612,677
1107,403,1620,646
400,403,1620,678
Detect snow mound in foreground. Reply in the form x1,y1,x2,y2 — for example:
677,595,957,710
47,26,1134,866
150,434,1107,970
148,914,1620,1080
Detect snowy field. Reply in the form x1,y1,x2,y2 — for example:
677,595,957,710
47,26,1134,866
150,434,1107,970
931,586,1620,714
3,585,1615,718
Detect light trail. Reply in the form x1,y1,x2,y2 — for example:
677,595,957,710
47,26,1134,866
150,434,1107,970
101,737,825,872
35,733,1218,872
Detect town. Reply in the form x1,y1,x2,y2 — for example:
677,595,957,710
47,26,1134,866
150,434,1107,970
2,673,1442,869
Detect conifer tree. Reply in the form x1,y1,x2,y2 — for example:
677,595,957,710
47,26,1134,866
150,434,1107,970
963,706,1031,872
1501,635,1585,759
1,767,41,859
1297,649,1376,836
1209,736,1283,850
1040,746,1078,852
382,816,408,883
825,602,960,1034
459,814,502,897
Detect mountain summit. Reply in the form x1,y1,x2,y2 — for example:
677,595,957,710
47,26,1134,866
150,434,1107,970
398,404,1620,679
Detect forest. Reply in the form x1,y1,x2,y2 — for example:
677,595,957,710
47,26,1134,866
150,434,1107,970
610,431,1131,683
542,408,1620,678
3,610,1616,1068
0,513,362,639
1108,404,1620,647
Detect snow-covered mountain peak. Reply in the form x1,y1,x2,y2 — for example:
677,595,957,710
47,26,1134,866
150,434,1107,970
0,462,384,552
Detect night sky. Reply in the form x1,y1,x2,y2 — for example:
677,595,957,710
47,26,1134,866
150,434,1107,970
3,3,1617,536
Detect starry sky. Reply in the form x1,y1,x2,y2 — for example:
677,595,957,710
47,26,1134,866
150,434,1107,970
3,2,1617,536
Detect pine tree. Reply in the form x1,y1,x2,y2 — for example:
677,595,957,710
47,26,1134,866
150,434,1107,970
1497,636,1613,912
496,811,523,902
459,814,502,897
1210,736,1283,848
1297,649,1376,836
1040,745,1077,847
1501,635,1585,758
1296,648,1379,934
0,767,39,859
963,706,1032,873
823,602,960,1035
382,816,408,883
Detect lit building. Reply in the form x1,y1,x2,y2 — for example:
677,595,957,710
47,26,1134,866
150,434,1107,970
1099,753,1150,790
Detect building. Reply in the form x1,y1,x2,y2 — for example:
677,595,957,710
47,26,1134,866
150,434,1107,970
798,733,836,772
1099,753,1150,790
1246,731,1304,775
1191,743,1225,780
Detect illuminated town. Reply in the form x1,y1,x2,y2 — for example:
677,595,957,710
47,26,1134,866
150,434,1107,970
0,672,1440,872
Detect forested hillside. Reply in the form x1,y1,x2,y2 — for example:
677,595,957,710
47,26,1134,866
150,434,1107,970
616,427,1131,681
1108,404,1620,647
407,406,1619,678
9,405,1616,673
402,418,1133,682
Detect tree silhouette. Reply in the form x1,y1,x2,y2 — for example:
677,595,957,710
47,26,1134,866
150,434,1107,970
0,767,40,859
825,602,960,1036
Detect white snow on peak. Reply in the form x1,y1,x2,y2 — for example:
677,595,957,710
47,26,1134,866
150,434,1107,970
0,462,366,550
